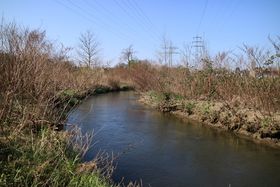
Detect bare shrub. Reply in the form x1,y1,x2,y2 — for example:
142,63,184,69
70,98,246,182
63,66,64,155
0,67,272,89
128,38,280,113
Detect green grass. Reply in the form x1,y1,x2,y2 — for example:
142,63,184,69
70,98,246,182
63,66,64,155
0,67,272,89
184,102,196,115
148,91,166,103
0,128,111,187
201,102,211,116
69,173,110,187
171,93,184,101
58,89,80,106
261,117,273,128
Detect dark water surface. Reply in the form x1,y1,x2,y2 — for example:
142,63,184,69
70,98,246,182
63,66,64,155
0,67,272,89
67,92,280,187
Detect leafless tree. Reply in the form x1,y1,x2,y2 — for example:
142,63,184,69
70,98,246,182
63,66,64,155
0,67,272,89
213,51,234,69
242,45,270,69
267,35,280,68
77,30,100,68
180,43,191,68
121,44,136,66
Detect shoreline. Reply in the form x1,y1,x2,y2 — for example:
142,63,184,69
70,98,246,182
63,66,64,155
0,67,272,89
56,85,134,129
138,91,280,149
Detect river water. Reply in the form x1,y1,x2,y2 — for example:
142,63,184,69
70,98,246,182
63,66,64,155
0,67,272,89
67,92,280,187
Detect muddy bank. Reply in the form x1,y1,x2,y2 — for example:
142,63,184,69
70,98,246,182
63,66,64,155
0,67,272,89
139,91,280,148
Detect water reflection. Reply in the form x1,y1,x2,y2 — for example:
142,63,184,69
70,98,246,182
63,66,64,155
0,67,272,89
67,92,280,187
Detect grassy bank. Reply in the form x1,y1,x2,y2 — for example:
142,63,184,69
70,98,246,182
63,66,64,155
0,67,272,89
1,15,279,186
0,20,135,186
139,90,280,147
0,128,111,186
129,61,280,114
126,43,280,146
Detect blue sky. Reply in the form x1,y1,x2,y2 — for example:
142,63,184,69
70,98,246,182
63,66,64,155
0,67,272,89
1,0,280,65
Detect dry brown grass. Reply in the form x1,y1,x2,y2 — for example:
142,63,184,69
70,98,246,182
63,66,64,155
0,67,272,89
0,19,119,187
0,20,109,133
0,18,142,186
128,48,280,114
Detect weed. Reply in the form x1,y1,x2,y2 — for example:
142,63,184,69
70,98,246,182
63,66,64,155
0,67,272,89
201,102,211,116
261,117,273,127
184,102,195,115
148,91,165,103
171,93,184,101
0,19,116,187
0,128,112,187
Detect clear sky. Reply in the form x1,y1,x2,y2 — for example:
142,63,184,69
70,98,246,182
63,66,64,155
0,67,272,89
1,0,280,65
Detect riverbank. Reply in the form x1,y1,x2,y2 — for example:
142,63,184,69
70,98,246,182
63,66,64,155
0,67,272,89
139,91,280,148
0,19,136,186
0,85,135,187
56,85,134,119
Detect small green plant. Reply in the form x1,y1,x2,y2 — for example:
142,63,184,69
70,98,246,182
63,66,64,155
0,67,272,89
172,93,184,101
58,89,78,102
201,102,211,116
261,117,273,127
69,97,79,106
148,91,165,103
61,89,77,97
184,102,195,115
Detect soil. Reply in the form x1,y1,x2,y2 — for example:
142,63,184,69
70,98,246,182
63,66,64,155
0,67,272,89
139,93,280,148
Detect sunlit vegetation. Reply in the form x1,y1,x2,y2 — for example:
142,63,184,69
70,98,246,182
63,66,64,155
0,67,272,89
0,20,137,186
129,43,280,114
0,15,279,186
130,39,280,142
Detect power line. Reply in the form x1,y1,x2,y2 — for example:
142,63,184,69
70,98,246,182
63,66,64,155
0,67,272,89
67,0,133,39
197,0,208,34
212,0,228,23
129,0,153,26
83,0,141,40
113,0,160,45
127,0,161,40
54,0,130,41
218,0,241,32
124,0,155,36
121,0,155,38
122,0,161,44
212,0,239,33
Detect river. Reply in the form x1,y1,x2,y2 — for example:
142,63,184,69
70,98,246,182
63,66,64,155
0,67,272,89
67,92,280,187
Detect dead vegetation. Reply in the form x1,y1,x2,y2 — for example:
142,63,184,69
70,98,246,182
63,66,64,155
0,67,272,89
131,38,280,145
0,15,279,185
129,43,280,114
0,19,133,186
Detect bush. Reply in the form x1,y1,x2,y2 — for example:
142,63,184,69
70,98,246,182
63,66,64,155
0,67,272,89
184,102,195,115
0,19,112,187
